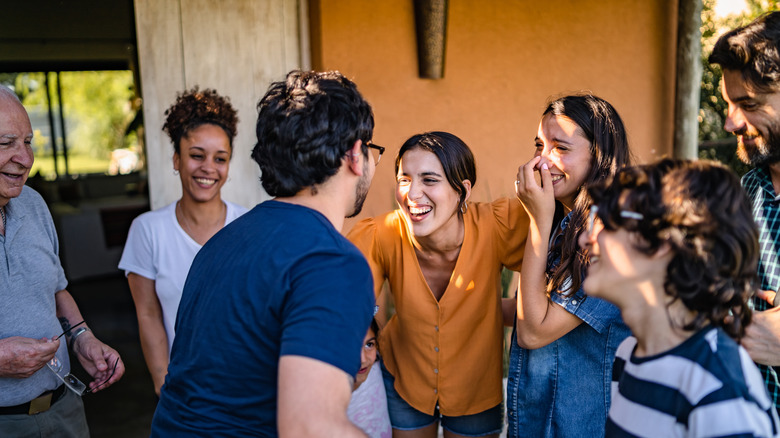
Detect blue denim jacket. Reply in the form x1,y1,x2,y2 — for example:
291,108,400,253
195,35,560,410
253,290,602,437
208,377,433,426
506,213,630,438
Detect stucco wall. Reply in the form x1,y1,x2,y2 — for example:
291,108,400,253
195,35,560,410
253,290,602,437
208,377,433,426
135,0,305,210
309,0,678,229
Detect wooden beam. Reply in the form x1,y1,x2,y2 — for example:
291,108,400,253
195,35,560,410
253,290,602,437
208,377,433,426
674,0,702,159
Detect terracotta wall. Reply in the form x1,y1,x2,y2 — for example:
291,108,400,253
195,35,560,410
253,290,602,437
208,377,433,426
309,0,678,229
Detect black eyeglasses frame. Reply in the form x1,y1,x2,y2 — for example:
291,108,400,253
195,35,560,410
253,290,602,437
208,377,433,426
366,142,384,165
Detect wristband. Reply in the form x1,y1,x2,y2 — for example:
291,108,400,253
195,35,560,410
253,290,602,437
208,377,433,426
69,327,91,349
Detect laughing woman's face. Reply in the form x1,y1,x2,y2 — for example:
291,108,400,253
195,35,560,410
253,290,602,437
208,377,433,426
395,147,468,239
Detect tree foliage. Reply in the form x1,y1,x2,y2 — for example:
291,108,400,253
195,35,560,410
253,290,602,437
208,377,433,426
59,71,138,159
699,0,778,175
1,70,140,177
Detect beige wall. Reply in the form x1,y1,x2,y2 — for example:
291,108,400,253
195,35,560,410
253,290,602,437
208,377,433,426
309,0,678,230
135,0,306,210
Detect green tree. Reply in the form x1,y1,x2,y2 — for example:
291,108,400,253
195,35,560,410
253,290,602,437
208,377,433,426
60,71,137,159
2,71,140,177
699,0,778,175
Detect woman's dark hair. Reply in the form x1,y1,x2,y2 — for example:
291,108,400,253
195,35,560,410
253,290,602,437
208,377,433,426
252,70,374,197
588,159,758,339
709,11,780,93
395,131,476,213
162,87,238,155
545,94,632,296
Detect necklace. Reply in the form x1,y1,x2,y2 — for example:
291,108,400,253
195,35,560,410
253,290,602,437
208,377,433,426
176,201,194,237
176,201,225,239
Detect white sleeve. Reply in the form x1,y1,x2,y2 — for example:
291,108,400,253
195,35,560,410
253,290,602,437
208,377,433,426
118,214,157,280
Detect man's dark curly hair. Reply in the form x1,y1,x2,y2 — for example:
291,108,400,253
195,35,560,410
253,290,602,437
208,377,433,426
162,87,239,155
252,70,374,197
709,11,780,92
588,159,759,340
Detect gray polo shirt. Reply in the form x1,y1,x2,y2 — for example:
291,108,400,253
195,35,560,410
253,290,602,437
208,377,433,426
0,186,69,406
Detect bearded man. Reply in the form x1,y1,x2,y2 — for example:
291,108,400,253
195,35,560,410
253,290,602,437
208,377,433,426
711,11,780,414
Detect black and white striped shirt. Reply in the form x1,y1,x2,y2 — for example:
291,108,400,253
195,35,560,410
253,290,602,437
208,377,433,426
606,327,780,437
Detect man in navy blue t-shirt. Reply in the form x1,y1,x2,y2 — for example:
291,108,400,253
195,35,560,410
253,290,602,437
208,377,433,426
151,70,381,437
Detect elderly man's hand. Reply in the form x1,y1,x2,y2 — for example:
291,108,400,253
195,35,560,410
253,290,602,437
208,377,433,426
72,331,125,393
0,337,60,378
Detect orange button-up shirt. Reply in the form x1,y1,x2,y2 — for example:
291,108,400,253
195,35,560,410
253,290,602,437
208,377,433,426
347,198,528,416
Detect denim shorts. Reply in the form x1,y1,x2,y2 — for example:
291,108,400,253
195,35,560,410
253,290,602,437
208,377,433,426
380,360,503,437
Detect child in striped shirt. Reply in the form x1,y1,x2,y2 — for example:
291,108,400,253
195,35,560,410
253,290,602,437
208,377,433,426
578,159,780,437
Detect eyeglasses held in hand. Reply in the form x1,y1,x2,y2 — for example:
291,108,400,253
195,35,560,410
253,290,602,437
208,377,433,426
54,320,85,341
47,356,119,396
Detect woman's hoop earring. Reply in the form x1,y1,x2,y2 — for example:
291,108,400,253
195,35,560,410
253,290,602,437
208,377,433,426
460,202,468,215
174,170,179,176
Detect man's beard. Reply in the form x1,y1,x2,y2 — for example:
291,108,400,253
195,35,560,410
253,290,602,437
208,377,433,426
737,121,780,167
346,159,370,219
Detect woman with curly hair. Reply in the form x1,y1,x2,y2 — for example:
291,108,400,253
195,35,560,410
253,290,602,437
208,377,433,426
118,87,247,395
580,159,780,437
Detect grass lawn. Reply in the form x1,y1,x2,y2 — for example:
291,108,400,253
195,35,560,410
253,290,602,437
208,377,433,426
31,155,111,179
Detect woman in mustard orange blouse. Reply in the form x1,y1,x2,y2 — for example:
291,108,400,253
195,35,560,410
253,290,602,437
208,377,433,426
347,132,528,438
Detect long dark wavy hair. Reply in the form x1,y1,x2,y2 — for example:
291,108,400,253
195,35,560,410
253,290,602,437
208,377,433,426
545,94,632,296
588,159,758,339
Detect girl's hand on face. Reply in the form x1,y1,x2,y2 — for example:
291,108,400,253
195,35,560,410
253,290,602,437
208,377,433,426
515,156,555,222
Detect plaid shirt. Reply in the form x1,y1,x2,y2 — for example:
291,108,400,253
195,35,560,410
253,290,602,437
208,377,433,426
742,166,780,410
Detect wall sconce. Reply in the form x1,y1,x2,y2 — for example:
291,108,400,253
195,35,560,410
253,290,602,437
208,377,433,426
414,0,448,79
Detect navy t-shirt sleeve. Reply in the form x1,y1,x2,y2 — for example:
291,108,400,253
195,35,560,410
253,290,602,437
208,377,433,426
279,247,375,377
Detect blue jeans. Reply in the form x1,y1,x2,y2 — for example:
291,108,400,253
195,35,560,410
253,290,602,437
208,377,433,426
381,361,503,437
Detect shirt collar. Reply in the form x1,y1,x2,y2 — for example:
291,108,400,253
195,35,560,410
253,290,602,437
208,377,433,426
753,167,780,202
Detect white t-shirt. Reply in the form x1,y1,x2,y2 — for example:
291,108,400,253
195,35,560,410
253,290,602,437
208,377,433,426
118,200,248,353
348,362,392,438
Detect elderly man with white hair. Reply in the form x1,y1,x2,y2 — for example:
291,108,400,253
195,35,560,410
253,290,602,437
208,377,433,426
0,85,124,437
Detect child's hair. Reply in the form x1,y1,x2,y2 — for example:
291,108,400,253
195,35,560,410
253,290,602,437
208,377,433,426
543,94,632,296
587,158,758,339
369,318,380,337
